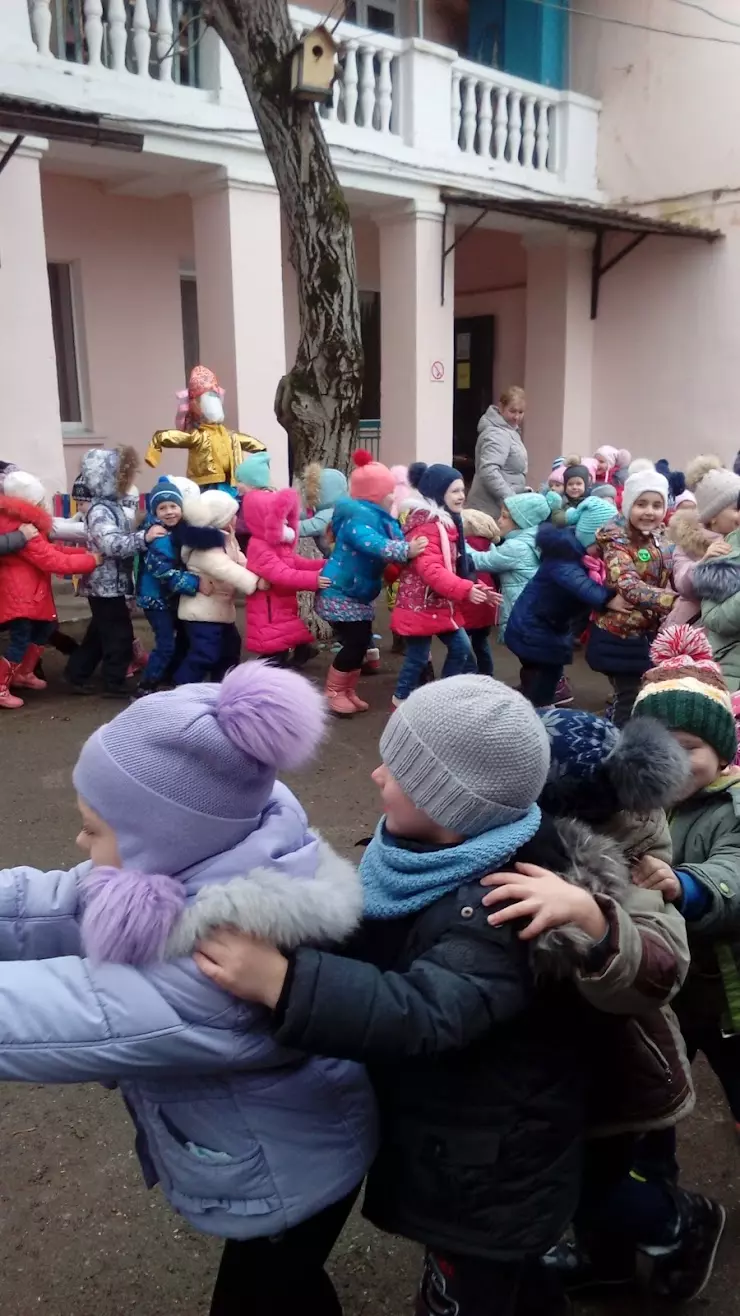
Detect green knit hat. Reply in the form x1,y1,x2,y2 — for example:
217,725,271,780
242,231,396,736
632,625,737,764
505,490,558,530
235,451,271,490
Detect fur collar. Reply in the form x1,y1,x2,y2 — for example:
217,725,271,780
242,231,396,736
165,839,362,958
81,839,363,966
667,510,717,560
0,494,52,534
401,495,455,528
174,523,225,552
693,553,740,603
531,818,630,978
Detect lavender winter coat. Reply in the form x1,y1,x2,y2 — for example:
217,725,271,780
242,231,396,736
0,784,377,1239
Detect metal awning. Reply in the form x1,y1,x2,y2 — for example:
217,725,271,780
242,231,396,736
0,95,144,177
441,189,723,317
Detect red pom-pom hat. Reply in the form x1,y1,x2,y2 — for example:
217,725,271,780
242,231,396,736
350,448,396,505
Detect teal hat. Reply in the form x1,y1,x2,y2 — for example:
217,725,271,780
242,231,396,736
505,490,558,530
235,451,271,490
566,495,616,548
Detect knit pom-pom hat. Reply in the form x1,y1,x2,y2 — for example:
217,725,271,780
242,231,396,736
349,449,395,504
632,625,737,764
74,662,328,962
563,463,590,489
182,489,238,530
685,454,740,526
627,458,655,477
149,476,184,513
408,461,463,506
3,470,46,507
539,708,690,813
235,451,272,491
505,490,558,529
565,494,617,547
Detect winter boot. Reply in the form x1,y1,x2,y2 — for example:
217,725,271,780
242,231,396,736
554,677,573,707
11,644,47,690
126,637,149,680
361,646,381,675
347,671,369,713
0,657,24,709
325,666,357,717
637,1189,726,1302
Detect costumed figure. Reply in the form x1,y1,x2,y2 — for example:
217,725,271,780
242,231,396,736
146,365,266,495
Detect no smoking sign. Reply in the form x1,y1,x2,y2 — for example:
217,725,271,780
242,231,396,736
430,360,445,382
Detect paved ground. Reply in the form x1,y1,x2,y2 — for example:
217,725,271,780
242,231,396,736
1,612,740,1314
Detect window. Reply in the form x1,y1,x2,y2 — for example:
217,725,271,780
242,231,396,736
47,261,83,425
345,0,399,36
180,274,200,378
359,290,380,420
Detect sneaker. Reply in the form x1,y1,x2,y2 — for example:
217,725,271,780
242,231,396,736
639,1191,726,1303
541,1238,633,1296
554,677,573,707
65,679,95,696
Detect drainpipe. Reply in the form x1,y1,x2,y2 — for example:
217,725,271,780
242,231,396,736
417,0,424,39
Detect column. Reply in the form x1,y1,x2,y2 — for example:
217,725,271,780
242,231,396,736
0,136,66,493
192,176,288,487
378,201,455,468
523,231,594,478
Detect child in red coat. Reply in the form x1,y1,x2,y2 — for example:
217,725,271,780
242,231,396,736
242,487,325,665
392,463,493,704
0,471,98,708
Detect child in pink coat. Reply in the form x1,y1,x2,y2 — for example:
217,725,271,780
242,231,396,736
243,488,325,664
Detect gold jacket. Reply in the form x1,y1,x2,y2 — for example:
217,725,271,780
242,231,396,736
146,424,265,486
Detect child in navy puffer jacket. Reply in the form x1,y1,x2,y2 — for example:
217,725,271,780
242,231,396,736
506,498,618,707
135,477,205,693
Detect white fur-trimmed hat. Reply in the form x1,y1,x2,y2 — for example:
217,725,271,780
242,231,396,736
3,470,46,507
622,469,669,521
183,489,237,530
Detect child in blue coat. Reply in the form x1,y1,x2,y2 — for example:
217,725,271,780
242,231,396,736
317,450,425,716
506,497,620,707
135,477,206,694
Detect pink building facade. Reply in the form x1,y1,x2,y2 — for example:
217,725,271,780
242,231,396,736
0,0,736,495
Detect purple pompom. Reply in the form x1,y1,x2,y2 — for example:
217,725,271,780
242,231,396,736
81,866,186,966
216,660,326,770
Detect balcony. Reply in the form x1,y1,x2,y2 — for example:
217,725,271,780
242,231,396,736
15,1,600,199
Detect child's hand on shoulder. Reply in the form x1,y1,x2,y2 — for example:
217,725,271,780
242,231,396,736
194,929,289,1008
481,863,608,942
702,540,732,561
632,855,682,902
408,536,428,559
145,525,167,543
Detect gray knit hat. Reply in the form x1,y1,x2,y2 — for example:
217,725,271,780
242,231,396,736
380,676,550,836
686,454,740,526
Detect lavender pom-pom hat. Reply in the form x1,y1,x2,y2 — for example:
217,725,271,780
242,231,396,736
73,662,326,879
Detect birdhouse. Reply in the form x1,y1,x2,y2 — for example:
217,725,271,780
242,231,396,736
290,25,338,104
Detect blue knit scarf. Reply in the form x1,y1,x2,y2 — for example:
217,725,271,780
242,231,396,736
359,806,542,919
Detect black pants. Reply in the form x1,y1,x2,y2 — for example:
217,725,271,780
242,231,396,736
175,621,241,684
467,626,494,676
66,596,133,692
416,1250,560,1316
519,662,562,708
209,1189,358,1316
609,673,643,728
332,619,373,673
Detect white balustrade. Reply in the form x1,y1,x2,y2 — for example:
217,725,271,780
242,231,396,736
32,0,203,82
448,58,573,176
24,3,598,194
30,0,52,57
106,0,127,72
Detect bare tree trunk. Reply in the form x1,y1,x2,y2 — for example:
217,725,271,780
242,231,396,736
202,0,363,474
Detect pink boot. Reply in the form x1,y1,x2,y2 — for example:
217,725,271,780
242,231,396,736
346,671,369,713
10,644,47,690
325,667,357,717
0,657,24,709
127,637,149,679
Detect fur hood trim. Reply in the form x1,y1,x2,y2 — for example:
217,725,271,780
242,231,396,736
0,494,52,535
302,462,322,512
462,508,500,541
667,509,717,560
693,553,740,603
174,523,225,552
116,445,140,497
81,840,363,966
401,496,455,528
166,839,362,958
531,819,630,977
